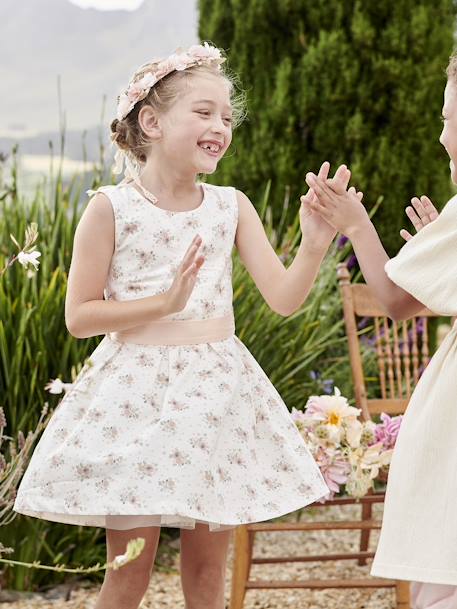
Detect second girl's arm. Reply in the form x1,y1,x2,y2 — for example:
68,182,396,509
346,221,424,321
235,190,329,317
305,174,426,321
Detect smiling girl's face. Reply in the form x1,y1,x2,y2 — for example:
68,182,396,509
439,80,457,184
155,73,233,176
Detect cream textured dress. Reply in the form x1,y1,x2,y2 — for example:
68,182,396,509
13,181,329,531
371,194,457,584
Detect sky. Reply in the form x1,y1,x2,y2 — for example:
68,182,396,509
68,0,145,10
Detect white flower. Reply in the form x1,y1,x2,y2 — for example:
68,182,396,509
304,394,361,445
44,378,73,394
111,537,145,570
348,442,387,479
117,93,133,121
345,418,363,448
17,250,41,270
346,469,373,499
360,420,377,446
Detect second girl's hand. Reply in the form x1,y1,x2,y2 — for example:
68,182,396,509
400,195,439,241
304,173,425,321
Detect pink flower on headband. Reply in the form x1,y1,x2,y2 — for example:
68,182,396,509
188,42,222,62
116,43,225,121
116,72,157,119
127,73,156,102
167,52,192,71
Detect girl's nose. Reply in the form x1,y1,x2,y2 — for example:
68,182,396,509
211,116,226,132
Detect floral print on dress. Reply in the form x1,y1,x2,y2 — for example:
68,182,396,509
13,182,329,531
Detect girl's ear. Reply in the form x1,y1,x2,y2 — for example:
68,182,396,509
138,105,162,140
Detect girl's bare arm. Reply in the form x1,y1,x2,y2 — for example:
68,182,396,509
305,174,426,321
235,190,328,317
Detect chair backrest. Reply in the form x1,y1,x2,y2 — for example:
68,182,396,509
336,263,447,421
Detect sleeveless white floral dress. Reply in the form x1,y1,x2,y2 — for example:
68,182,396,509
14,181,328,531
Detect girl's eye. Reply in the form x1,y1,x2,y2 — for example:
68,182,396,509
196,110,210,116
223,117,233,124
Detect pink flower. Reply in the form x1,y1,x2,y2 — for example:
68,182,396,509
127,73,156,102
375,413,403,449
154,59,174,79
290,406,307,424
188,42,222,62
127,81,144,102
167,52,191,71
315,447,350,497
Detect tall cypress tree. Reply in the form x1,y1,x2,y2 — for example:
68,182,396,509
199,0,455,254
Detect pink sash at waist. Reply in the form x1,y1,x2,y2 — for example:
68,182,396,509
109,313,235,346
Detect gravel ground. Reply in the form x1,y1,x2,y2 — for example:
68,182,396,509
0,503,396,609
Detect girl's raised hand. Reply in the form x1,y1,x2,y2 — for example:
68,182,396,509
165,234,204,314
304,171,367,238
299,162,352,251
400,195,439,241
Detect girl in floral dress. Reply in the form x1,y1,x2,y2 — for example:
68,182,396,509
14,43,348,609
304,51,457,609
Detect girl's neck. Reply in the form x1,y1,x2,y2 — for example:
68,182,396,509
137,160,200,201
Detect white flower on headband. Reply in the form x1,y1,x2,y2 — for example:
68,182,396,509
116,43,225,121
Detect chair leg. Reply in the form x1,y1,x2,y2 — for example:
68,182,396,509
358,500,372,566
395,580,410,609
230,525,254,609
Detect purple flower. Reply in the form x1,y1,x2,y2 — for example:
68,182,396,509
322,379,334,395
375,413,403,449
357,316,371,330
337,235,349,249
347,254,358,271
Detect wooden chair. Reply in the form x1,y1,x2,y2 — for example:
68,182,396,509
229,262,450,609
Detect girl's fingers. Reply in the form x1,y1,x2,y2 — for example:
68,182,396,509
181,236,202,271
317,161,330,180
306,174,336,204
420,195,439,221
300,191,313,206
182,255,204,279
405,206,422,231
348,187,363,201
310,198,333,220
330,165,351,194
303,163,329,205
400,228,412,241
410,196,427,220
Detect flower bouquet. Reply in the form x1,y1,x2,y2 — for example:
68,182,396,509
292,389,402,501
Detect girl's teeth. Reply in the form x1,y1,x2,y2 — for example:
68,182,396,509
200,143,220,152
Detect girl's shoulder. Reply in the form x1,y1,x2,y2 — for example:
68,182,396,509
203,183,239,220
86,182,131,217
203,182,236,197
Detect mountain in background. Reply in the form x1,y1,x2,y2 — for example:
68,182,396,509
0,0,197,161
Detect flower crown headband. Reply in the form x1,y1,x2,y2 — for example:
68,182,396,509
112,42,225,180
116,42,225,121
